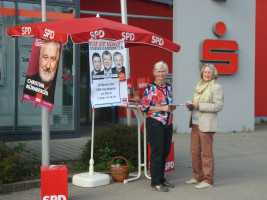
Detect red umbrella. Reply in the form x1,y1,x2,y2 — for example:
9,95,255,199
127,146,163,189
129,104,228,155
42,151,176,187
7,16,180,52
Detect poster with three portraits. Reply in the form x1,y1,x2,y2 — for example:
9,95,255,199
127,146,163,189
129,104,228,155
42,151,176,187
22,37,62,112
89,39,128,108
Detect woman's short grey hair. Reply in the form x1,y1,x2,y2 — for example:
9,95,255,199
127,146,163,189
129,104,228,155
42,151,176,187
153,61,169,75
200,63,218,80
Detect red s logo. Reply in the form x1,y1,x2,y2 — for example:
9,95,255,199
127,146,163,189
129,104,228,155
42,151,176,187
200,39,238,74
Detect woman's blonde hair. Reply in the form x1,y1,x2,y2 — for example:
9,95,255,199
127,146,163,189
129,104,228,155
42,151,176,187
200,64,218,80
153,61,169,75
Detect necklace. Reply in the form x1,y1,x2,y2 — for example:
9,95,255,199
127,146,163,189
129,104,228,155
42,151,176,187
154,81,166,87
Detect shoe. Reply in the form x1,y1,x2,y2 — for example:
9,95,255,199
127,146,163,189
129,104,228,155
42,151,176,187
185,178,201,184
162,181,174,188
150,185,169,192
195,181,214,189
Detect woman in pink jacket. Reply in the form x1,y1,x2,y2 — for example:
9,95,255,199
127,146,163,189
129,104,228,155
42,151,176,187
185,64,224,189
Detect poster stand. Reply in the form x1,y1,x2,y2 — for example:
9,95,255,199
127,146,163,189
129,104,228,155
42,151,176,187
72,110,110,187
122,105,151,183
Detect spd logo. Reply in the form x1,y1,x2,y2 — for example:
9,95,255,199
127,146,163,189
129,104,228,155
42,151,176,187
43,195,66,200
43,29,55,39
35,93,42,103
22,27,31,35
151,36,164,46
122,32,135,41
90,30,105,39
138,83,148,88
200,22,239,74
165,161,175,171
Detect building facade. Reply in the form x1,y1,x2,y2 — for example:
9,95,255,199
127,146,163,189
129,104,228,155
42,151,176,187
173,0,259,133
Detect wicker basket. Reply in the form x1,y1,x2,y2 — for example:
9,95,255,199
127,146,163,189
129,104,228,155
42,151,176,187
110,156,129,182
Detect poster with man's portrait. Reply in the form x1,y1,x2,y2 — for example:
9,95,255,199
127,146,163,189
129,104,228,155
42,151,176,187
22,37,62,111
89,39,128,108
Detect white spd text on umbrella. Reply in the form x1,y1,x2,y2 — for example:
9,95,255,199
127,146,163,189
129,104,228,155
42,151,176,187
151,36,164,46
22,27,31,35
43,29,55,39
90,30,105,39
122,32,135,41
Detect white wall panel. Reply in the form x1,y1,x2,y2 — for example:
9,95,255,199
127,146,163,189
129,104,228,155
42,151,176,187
173,0,255,133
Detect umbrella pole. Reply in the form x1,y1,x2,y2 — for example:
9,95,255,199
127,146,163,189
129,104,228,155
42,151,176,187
120,0,132,126
89,109,95,175
41,0,50,167
42,107,50,166
72,108,110,187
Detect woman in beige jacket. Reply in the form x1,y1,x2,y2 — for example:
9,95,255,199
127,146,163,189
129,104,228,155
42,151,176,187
185,64,224,189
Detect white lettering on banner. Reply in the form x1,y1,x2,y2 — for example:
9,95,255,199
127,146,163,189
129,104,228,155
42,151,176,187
43,195,66,200
22,27,31,35
122,32,135,41
138,83,148,88
165,161,174,171
90,30,105,39
151,36,164,46
127,83,132,88
43,29,55,39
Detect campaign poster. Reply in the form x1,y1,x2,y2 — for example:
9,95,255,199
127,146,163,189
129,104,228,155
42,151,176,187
89,39,128,108
21,37,62,112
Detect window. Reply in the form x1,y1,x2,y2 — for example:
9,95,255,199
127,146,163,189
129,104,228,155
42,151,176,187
0,1,15,133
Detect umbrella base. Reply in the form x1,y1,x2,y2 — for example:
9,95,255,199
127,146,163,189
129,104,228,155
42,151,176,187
72,172,110,187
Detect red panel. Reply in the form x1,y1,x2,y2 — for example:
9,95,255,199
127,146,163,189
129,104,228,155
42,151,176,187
0,8,15,16
255,0,267,116
148,142,175,172
80,0,172,18
0,8,75,19
41,165,68,200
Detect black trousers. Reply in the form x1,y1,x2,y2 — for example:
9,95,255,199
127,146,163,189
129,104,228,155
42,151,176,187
146,117,173,186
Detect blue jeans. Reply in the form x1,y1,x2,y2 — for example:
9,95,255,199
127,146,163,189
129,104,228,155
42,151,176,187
146,117,173,186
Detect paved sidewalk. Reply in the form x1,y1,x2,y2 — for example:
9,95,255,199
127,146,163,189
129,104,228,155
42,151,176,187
1,128,267,200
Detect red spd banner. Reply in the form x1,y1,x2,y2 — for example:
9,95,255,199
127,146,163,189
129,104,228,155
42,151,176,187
127,77,133,89
136,77,150,90
148,141,175,172
136,77,150,99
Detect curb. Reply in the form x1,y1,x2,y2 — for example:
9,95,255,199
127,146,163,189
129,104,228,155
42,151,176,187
0,176,72,194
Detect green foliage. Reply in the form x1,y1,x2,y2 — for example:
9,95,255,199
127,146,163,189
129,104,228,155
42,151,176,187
0,140,40,185
78,124,141,172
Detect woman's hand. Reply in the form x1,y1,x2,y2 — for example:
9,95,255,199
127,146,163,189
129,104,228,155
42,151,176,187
148,105,176,113
193,103,199,110
162,105,171,112
170,105,176,111
186,103,199,110
186,104,193,111
163,105,176,112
